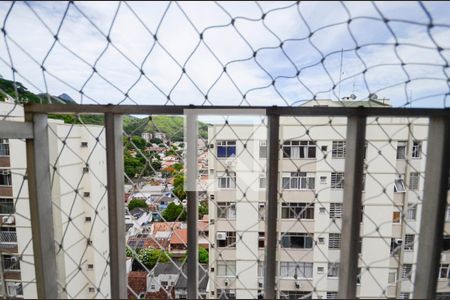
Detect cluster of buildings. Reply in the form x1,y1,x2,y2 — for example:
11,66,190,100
206,99,450,299
1,99,450,299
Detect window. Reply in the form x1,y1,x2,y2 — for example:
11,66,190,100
0,198,14,214
440,264,449,278
328,233,341,249
217,289,236,300
407,205,417,221
327,292,338,299
443,236,450,251
160,281,168,287
3,255,20,271
390,238,402,255
0,227,17,243
388,271,397,284
85,217,92,222
281,233,313,249
87,264,94,270
217,140,236,158
447,206,450,222
400,293,410,299
332,141,346,158
279,262,313,279
0,170,12,186
409,172,420,190
280,291,311,299
281,172,315,190
404,234,415,251
217,232,236,248
282,140,316,159
6,282,22,297
259,232,265,248
217,202,236,219
392,211,401,223
402,264,412,279
259,175,266,189
331,172,344,189
217,261,236,277
258,260,264,278
320,176,327,184
258,203,265,220
281,203,314,219
396,141,407,159
259,141,267,159
394,178,405,192
217,171,236,189
330,203,343,219
88,287,96,293
412,141,422,158
0,139,9,156
328,263,340,278
81,142,88,147
83,192,90,198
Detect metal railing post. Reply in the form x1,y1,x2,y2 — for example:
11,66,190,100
25,112,59,298
414,117,450,299
185,111,198,299
105,112,127,299
338,115,366,298
264,112,280,299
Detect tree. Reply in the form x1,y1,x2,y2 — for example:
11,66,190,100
162,202,186,221
138,248,172,269
199,247,209,264
198,202,208,219
183,248,209,264
173,163,183,172
128,199,148,211
172,174,186,200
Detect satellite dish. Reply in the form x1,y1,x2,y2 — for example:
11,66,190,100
368,93,378,100
350,94,357,100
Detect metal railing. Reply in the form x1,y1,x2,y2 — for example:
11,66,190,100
0,103,449,299
0,231,17,244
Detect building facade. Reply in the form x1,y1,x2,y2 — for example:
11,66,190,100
0,102,110,298
207,100,450,299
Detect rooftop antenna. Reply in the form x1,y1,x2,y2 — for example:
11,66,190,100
338,48,344,100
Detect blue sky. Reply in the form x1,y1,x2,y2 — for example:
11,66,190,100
0,1,449,108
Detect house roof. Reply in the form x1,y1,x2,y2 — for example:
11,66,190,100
174,264,208,290
151,222,182,234
151,262,182,276
128,271,147,297
170,229,187,245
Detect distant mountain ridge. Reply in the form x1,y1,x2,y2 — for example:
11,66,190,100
0,78,75,104
0,78,208,140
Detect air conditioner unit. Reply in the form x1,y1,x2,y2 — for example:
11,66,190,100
2,216,14,224
258,281,263,288
216,232,226,240
210,219,215,225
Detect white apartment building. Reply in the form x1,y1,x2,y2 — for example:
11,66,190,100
0,102,110,298
207,100,450,299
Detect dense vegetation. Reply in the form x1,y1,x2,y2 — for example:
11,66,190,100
127,199,148,211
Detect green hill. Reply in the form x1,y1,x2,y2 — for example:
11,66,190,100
0,78,208,140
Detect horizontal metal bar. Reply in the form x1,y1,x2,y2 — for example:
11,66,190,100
24,103,450,117
0,120,34,139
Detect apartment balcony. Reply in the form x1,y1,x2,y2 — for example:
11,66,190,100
0,103,449,300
